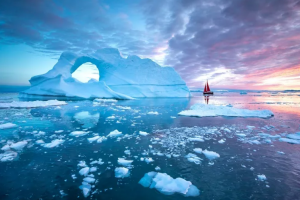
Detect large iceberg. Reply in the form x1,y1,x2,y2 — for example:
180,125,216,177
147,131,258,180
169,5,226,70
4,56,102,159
21,48,190,99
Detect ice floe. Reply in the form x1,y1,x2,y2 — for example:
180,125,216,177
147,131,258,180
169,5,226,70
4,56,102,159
70,131,89,137
178,103,274,118
0,100,67,108
107,130,122,138
0,123,18,129
139,131,149,136
202,150,220,160
115,167,130,178
118,158,133,166
79,167,90,176
139,172,200,197
42,139,65,148
257,174,267,181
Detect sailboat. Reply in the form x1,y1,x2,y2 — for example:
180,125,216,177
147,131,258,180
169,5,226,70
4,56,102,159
203,80,213,95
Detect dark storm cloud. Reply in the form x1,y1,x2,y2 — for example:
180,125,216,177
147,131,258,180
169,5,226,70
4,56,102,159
0,0,164,58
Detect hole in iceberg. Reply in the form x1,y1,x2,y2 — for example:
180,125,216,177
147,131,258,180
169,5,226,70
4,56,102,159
71,62,99,83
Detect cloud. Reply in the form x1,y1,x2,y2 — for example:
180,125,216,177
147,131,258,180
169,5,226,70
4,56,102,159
1,0,300,89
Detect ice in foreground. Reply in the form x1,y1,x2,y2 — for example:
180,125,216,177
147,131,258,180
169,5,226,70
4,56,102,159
139,172,200,197
115,167,130,178
0,100,67,108
21,48,190,99
179,103,274,118
0,123,18,129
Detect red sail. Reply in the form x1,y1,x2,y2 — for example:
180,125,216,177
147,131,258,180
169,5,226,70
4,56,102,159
204,82,207,92
206,81,210,91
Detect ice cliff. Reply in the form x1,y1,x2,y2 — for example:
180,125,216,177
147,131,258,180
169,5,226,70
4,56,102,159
21,48,190,99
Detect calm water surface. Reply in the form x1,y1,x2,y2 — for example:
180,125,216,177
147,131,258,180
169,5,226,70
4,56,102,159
0,91,300,200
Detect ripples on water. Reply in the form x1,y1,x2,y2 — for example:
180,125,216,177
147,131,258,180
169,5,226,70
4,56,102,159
0,91,300,200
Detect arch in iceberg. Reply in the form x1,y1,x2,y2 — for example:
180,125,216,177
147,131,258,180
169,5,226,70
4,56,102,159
22,48,190,99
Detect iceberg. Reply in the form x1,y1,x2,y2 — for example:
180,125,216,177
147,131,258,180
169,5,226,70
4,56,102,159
139,172,200,197
21,48,190,99
179,103,274,118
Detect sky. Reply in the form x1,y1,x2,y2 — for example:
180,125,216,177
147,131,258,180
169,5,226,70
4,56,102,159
1,0,300,90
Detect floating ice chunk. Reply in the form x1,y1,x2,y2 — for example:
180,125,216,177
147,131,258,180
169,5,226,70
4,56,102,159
87,136,100,143
78,161,87,168
107,130,122,138
155,166,161,171
90,158,104,165
0,151,18,162
115,167,130,178
139,172,200,197
286,133,300,140
83,177,96,183
107,116,116,120
70,131,89,137
94,99,118,103
218,139,225,144
0,123,18,129
79,167,90,176
55,130,64,133
193,148,203,154
179,103,274,118
116,106,131,110
279,138,300,144
71,174,77,179
79,182,91,198
236,134,247,137
257,174,267,181
0,100,67,108
97,136,107,143
185,153,202,164
10,141,28,151
277,151,285,154
145,157,154,164
124,150,131,155
42,139,65,148
36,140,45,144
139,131,149,136
148,111,159,115
118,158,133,166
188,137,204,142
202,150,220,160
90,167,97,172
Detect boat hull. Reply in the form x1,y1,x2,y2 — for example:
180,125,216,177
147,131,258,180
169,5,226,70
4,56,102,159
203,92,214,95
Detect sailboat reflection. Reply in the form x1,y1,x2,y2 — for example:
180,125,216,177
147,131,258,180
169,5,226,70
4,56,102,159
204,95,210,104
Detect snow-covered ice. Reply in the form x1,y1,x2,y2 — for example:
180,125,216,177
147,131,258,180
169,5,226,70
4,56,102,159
22,48,190,99
179,103,274,118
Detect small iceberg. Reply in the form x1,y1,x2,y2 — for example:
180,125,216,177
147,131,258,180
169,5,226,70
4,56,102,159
202,150,220,160
178,103,274,118
139,172,200,197
42,139,65,148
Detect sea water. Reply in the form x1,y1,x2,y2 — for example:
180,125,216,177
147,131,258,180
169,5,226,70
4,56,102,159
0,90,300,199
